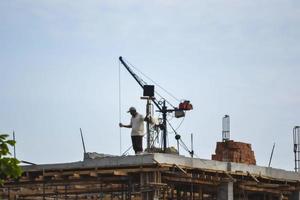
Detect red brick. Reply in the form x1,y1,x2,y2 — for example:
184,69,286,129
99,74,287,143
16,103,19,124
211,140,256,165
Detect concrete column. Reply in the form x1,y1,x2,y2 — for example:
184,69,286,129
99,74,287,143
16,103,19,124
198,186,203,200
140,171,161,200
171,186,174,199
217,182,233,200
292,191,300,200
176,188,181,200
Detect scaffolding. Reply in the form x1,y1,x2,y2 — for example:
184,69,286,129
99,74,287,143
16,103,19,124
1,154,300,200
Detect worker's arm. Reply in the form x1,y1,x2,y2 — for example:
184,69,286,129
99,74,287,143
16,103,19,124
144,114,151,122
119,123,132,128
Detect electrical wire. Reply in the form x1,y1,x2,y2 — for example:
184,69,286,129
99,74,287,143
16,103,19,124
166,119,193,156
166,115,186,134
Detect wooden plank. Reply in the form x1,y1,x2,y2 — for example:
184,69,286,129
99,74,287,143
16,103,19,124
68,173,80,179
113,170,128,176
247,171,259,183
89,172,97,177
163,176,218,186
173,164,187,175
41,166,169,177
224,171,235,182
239,184,291,195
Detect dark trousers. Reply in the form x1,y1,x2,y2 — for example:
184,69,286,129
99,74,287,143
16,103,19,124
131,136,143,154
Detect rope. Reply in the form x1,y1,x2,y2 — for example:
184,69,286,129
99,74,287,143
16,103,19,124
167,115,186,134
118,60,122,156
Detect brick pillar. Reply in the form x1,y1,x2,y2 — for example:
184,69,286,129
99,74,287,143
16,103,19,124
292,191,300,200
217,182,233,200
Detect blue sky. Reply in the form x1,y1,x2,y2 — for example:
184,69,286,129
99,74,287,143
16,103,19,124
0,0,299,170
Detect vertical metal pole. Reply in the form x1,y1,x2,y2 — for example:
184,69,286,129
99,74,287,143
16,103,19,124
122,184,125,200
13,131,16,159
43,182,45,200
80,128,87,154
294,127,297,172
297,126,298,172
146,99,151,151
176,188,180,200
162,100,167,152
298,126,300,172
119,60,122,156
191,133,194,158
190,173,194,200
56,185,58,200
177,140,180,155
65,185,68,199
293,126,300,172
268,143,275,167
128,178,132,200
146,173,150,200
100,183,103,200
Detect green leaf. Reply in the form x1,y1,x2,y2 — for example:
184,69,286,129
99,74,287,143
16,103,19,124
0,133,22,185
0,134,9,140
6,140,16,146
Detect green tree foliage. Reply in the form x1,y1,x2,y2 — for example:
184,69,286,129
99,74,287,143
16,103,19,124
0,134,22,184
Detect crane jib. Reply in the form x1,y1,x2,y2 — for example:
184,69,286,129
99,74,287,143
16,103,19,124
119,56,163,112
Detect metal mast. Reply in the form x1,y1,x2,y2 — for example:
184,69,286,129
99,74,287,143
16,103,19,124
293,126,300,172
119,56,169,152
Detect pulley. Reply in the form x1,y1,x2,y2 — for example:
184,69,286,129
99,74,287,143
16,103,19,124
175,134,181,140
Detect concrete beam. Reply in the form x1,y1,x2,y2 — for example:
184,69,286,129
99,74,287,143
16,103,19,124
21,153,300,183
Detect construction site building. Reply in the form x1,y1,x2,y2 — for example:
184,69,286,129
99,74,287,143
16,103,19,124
1,153,300,200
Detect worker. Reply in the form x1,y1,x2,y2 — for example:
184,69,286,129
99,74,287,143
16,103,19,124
119,107,145,154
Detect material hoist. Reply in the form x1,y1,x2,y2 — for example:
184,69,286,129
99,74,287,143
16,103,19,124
119,56,193,153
